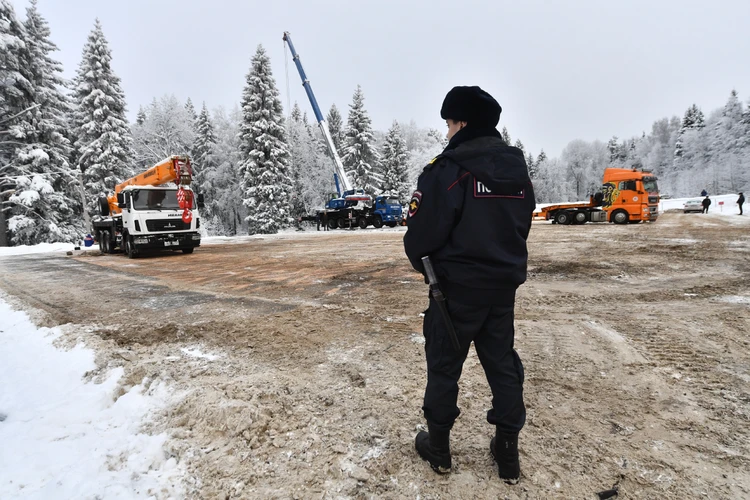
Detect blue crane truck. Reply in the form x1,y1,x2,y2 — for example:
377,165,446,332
283,32,403,230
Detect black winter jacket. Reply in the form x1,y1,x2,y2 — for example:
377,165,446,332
403,127,535,305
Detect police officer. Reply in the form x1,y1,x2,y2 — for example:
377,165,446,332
404,86,535,484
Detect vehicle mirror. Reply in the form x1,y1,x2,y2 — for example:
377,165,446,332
116,192,124,205
197,193,205,209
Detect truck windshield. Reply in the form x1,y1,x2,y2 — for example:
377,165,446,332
131,190,189,210
387,198,401,205
642,178,659,193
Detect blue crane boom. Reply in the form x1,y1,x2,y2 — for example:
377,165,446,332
282,31,356,196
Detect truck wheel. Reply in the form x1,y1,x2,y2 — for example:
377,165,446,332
326,218,337,230
573,212,587,224
358,217,368,229
101,230,111,253
124,235,137,259
337,218,347,229
554,211,572,225
182,248,194,254
386,222,397,227
372,215,383,228
97,231,105,253
98,196,110,217
611,210,629,224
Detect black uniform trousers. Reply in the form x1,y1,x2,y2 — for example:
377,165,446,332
422,295,526,434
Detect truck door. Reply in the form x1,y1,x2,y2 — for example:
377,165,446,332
618,180,640,220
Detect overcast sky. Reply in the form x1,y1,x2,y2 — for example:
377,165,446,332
9,0,750,156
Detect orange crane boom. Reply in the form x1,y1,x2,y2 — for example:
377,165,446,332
107,155,193,215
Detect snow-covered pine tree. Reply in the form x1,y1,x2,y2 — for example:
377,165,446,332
184,97,197,124
673,103,707,176
6,0,84,245
525,152,536,179
0,0,34,246
381,121,409,202
326,104,344,152
290,102,302,122
514,139,525,154
342,85,381,192
501,126,512,145
136,106,146,125
192,102,216,194
238,45,293,234
70,19,133,215
537,149,547,162
606,136,622,163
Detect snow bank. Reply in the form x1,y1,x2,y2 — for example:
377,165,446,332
0,296,184,499
660,194,743,214
0,242,77,257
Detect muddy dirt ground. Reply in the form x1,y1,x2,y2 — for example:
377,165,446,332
1,211,749,499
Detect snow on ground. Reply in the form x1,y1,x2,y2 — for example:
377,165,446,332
0,241,78,257
659,193,744,214
0,295,184,500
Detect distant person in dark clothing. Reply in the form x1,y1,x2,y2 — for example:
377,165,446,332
738,192,745,215
701,189,708,197
702,196,711,213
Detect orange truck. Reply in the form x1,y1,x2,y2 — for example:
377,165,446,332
533,168,659,225
92,155,204,257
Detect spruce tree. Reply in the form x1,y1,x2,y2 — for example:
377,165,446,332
184,97,197,123
501,126,512,145
342,85,380,192
238,45,293,234
514,139,525,154
192,102,216,193
0,0,34,246
525,152,536,179
7,0,83,245
136,106,147,125
326,103,344,152
70,19,133,214
381,121,409,201
537,149,547,164
607,136,622,163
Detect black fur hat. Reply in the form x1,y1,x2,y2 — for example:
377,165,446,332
440,86,502,127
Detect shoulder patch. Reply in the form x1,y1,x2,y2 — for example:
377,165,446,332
428,156,439,164
408,191,422,218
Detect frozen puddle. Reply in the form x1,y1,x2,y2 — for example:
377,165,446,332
0,295,184,499
181,346,222,361
716,295,750,305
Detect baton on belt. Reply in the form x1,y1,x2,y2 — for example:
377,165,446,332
421,256,461,352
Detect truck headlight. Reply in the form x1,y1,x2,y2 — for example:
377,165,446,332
134,237,149,244
192,234,201,240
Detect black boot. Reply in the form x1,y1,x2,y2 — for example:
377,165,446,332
490,430,520,484
415,425,451,474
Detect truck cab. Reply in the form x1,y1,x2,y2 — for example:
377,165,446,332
118,186,202,254
601,169,660,223
371,196,403,227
